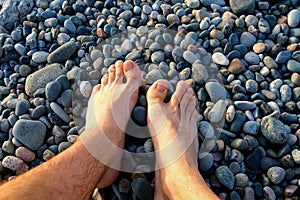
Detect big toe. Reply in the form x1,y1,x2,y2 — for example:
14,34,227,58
147,80,168,104
123,60,141,83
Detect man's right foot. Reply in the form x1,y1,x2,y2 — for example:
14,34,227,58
146,80,200,199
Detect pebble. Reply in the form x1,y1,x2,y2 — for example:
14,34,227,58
32,51,49,63
287,60,300,72
216,166,235,189
131,178,153,200
205,82,226,103
57,33,70,45
13,119,46,150
229,0,255,15
15,147,35,162
228,58,245,74
208,100,226,123
15,99,30,116
287,9,300,28
25,63,64,97
199,153,214,171
50,102,70,123
199,121,214,138
291,149,300,164
2,156,24,171
253,43,265,54
275,50,291,64
119,179,131,193
261,116,287,144
263,186,276,200
244,52,260,65
80,81,92,98
240,32,256,48
185,0,200,8
47,41,77,64
183,51,197,64
267,167,286,184
243,121,260,135
45,81,62,102
212,52,229,66
2,141,14,154
191,64,209,84
235,173,249,187
234,101,256,111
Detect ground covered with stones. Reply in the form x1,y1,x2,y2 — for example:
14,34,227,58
0,0,300,199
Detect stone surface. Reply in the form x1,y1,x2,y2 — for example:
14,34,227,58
261,116,287,144
47,41,77,63
25,64,64,97
216,166,235,189
13,119,46,150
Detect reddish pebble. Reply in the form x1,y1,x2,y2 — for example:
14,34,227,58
253,43,266,53
15,147,35,162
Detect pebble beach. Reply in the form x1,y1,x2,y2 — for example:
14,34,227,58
0,0,300,199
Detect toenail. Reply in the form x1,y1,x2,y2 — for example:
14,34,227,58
156,83,167,92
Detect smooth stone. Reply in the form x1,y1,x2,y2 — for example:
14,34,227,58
119,179,131,193
64,19,76,34
2,141,14,154
201,0,225,6
287,60,300,72
183,51,197,64
258,18,270,34
50,102,70,123
263,186,276,200
146,69,163,84
2,155,24,170
199,121,214,138
185,0,200,8
291,149,300,164
151,51,165,63
45,81,61,102
235,173,249,187
208,100,226,123
229,0,255,15
240,32,256,48
191,64,209,84
230,112,247,133
58,142,72,152
61,89,72,108
44,18,58,27
280,85,292,103
25,63,64,97
212,52,229,66
15,99,30,116
244,52,260,65
31,105,46,119
205,82,226,103
199,153,214,171
275,50,291,64
243,121,260,135
231,139,248,150
234,101,256,111
57,33,70,45
131,178,154,200
267,167,285,184
245,80,258,93
13,119,46,150
47,41,77,63
15,147,35,162
288,9,300,28
32,51,49,63
261,116,287,144
228,58,245,74
132,106,147,126
80,81,92,98
216,166,235,189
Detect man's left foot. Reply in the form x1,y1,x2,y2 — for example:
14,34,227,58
82,60,141,188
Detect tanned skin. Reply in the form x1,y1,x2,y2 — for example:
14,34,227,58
0,61,219,200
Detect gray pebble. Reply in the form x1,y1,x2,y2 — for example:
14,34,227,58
267,167,285,184
13,119,46,150
261,116,287,144
50,102,70,123
216,166,235,189
2,156,24,171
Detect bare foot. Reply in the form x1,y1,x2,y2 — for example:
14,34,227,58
147,80,218,200
82,60,141,188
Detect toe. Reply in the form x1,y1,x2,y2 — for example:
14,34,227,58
180,87,194,114
115,60,124,82
101,74,109,86
186,96,196,117
108,65,116,83
147,80,168,104
123,60,141,84
170,81,190,107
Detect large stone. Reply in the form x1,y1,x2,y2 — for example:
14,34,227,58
229,0,255,16
261,116,287,144
25,64,64,97
13,119,46,150
47,41,77,63
0,0,34,30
